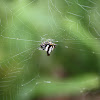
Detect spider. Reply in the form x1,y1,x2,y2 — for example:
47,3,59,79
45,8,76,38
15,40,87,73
40,41,56,56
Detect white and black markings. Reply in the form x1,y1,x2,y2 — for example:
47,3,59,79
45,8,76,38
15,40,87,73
40,41,56,56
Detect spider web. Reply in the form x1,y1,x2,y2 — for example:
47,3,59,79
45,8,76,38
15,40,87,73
0,0,100,100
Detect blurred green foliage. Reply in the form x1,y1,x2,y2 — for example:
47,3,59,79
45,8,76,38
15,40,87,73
0,0,100,100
